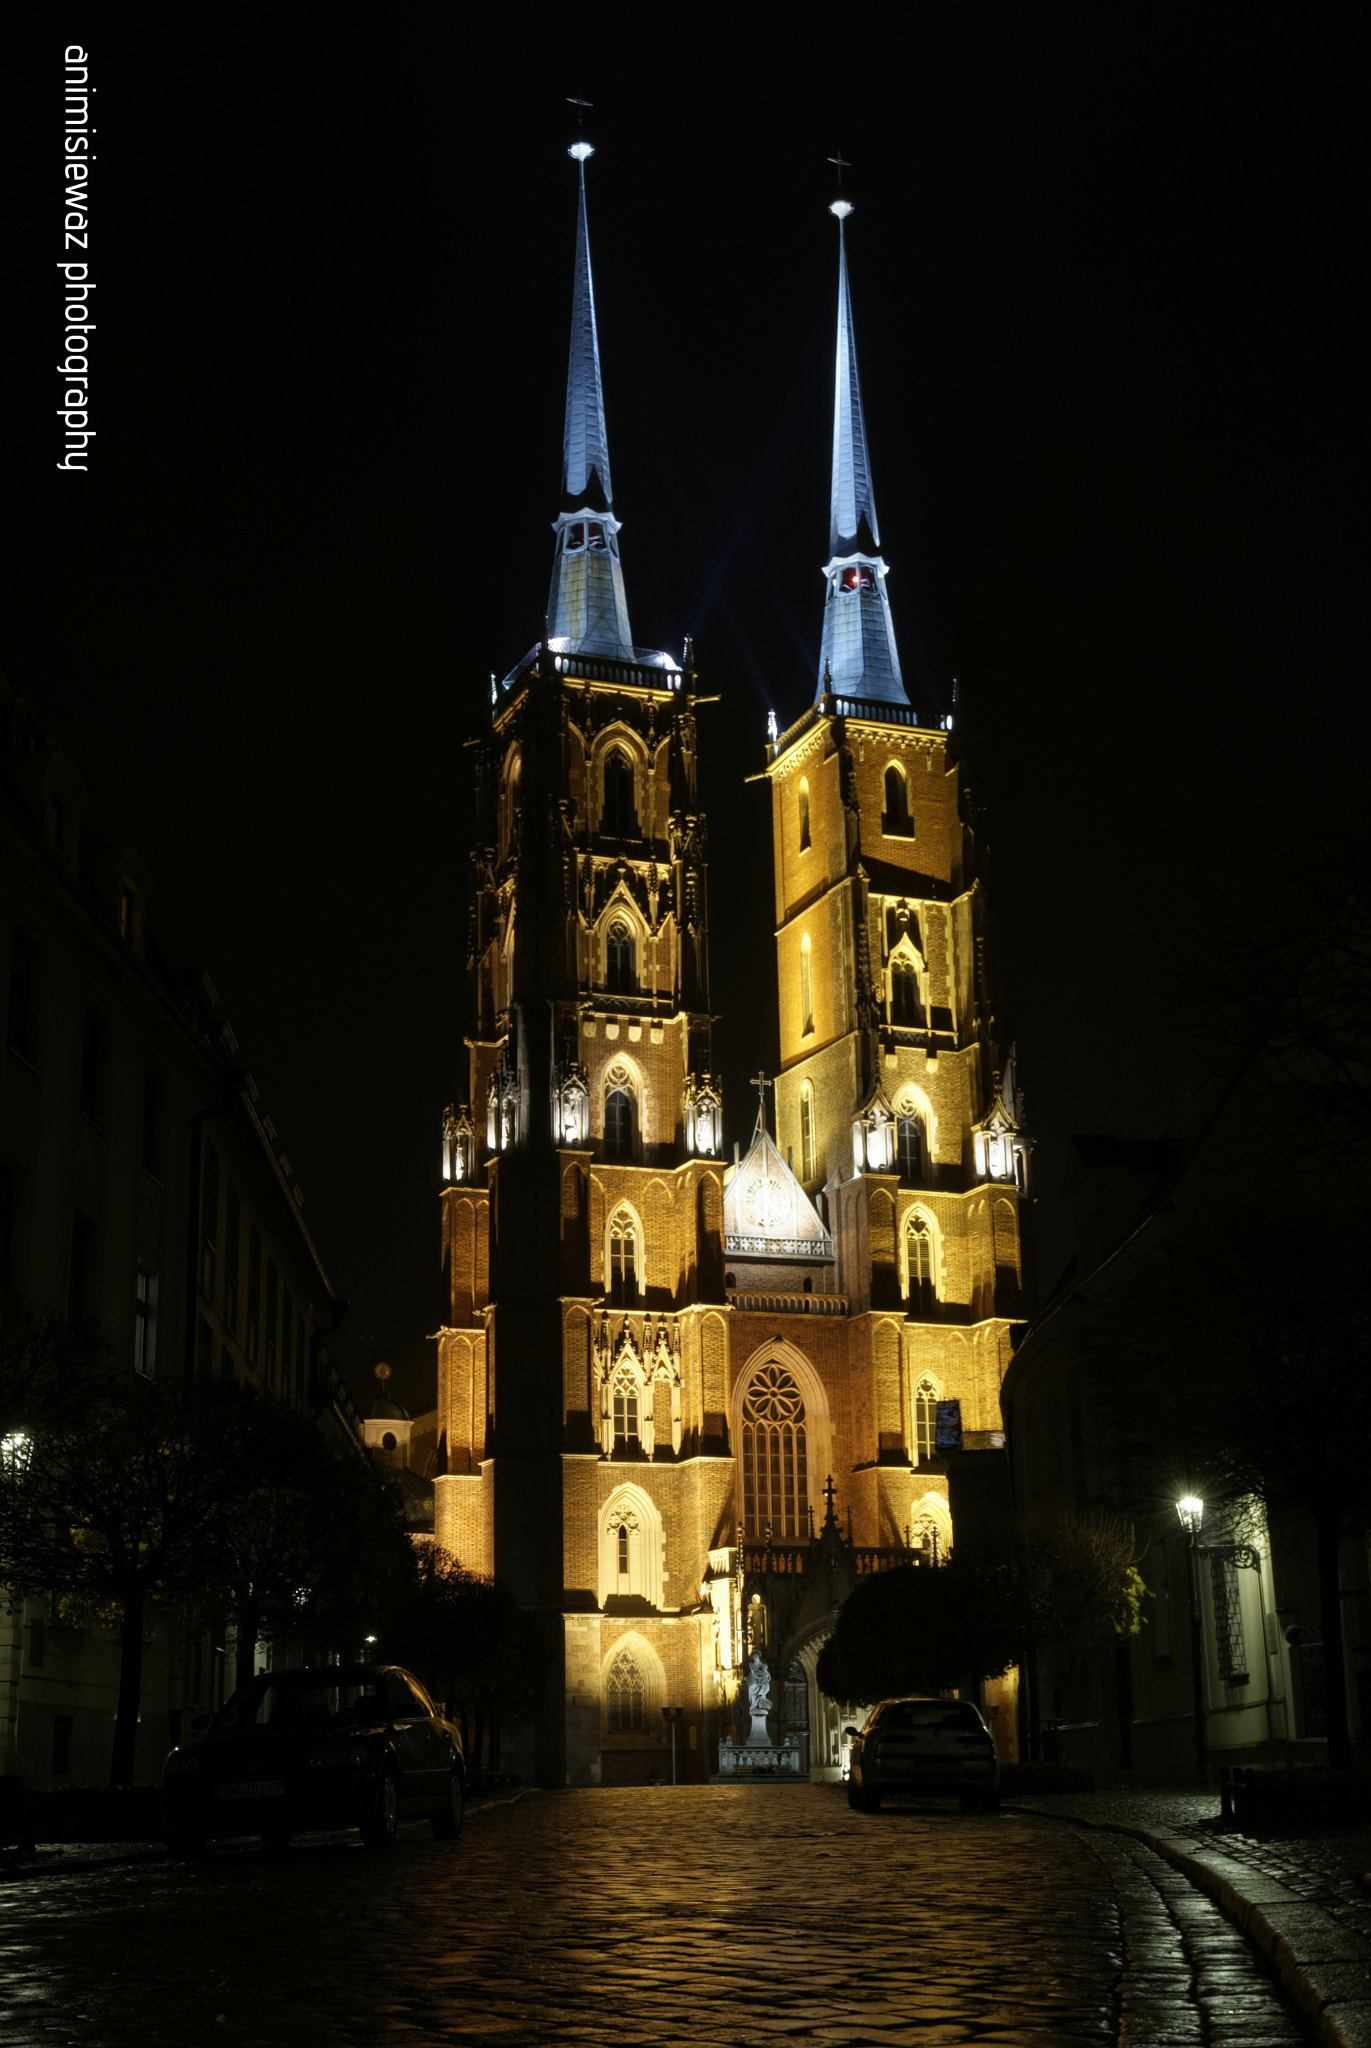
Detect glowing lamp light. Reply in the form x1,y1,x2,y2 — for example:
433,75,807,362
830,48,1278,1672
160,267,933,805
364,1633,378,1645
1176,1495,1204,1536
1,1431,32,1476
569,141,594,163
830,199,853,220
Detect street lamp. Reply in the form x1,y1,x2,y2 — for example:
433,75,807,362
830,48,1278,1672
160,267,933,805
1176,1495,1207,1783
661,1705,684,1785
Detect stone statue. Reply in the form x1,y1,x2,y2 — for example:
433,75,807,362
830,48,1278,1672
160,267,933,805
747,1653,772,1717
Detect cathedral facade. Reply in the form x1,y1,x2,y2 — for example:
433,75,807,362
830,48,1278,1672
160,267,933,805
434,152,1031,1787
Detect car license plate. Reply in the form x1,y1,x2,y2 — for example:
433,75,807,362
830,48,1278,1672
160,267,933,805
218,1780,285,1799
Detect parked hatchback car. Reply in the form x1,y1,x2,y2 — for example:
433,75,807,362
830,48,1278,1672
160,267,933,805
162,1663,465,1854
846,1696,1001,1812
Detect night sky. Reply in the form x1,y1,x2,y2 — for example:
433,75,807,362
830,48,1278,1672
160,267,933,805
8,13,1360,1403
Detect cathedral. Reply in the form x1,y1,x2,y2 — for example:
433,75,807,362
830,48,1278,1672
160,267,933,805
434,144,1031,1787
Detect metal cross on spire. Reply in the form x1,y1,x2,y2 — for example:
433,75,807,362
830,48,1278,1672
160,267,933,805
750,1071,772,1128
827,149,852,187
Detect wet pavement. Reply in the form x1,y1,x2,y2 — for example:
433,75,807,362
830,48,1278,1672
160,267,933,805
0,1783,1316,2046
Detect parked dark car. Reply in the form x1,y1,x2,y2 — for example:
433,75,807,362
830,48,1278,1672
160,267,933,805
846,1696,1001,1812
162,1663,465,1854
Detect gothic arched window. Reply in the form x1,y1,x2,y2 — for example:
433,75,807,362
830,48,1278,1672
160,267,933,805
606,1648,647,1733
601,750,637,838
606,920,635,994
616,1523,630,1577
907,1213,935,1312
608,1209,639,1303
612,1366,640,1445
798,778,811,852
897,1113,922,1181
914,1376,939,1462
742,1363,808,1540
890,957,920,1026
800,934,814,1038
883,764,913,837
605,1087,634,1162
799,1082,816,1183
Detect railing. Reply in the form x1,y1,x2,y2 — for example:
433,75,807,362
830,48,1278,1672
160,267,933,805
739,1542,919,1576
726,1289,847,1315
768,692,952,761
725,1233,834,1260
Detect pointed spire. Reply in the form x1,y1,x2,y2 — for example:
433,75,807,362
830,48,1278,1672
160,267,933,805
815,199,907,708
546,142,635,661
829,203,879,556
561,144,613,510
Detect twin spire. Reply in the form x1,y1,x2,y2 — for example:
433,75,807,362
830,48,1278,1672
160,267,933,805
541,147,908,706
546,142,635,662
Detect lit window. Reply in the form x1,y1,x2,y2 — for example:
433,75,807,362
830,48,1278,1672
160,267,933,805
906,1215,935,1309
612,1369,639,1444
606,1648,647,1733
840,564,876,593
608,1211,638,1303
798,778,811,852
741,1364,808,1540
890,958,920,1025
914,1378,938,1461
601,751,636,838
606,920,635,993
883,766,913,837
799,934,813,1037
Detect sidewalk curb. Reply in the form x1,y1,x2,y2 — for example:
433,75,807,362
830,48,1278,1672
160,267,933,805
1007,1802,1367,2048
0,1845,167,1883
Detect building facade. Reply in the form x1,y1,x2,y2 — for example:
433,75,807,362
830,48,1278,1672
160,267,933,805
0,679,355,1786
435,159,1031,1786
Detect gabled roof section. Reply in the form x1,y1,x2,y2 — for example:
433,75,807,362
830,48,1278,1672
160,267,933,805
724,1114,833,1262
562,145,613,512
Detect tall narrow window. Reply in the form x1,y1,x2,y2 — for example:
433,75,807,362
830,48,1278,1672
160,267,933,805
133,1265,157,1378
606,921,635,994
914,1377,938,1461
612,1368,640,1444
741,1364,808,1540
141,1071,164,1179
605,1087,634,1161
883,765,913,837
798,778,811,851
616,1523,630,1577
890,958,920,1026
897,1114,922,1181
606,1648,647,1733
602,750,637,838
608,1211,639,1304
906,1214,934,1311
799,934,813,1037
799,1083,815,1183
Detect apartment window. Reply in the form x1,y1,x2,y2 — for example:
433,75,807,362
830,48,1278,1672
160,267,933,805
202,1145,220,1300
79,1007,107,1124
246,1227,262,1365
225,1184,241,1333
141,1071,165,1179
69,1212,99,1325
265,1259,279,1388
6,930,39,1062
133,1265,157,1377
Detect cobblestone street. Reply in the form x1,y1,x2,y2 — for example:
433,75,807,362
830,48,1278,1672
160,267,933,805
0,1785,1315,2047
